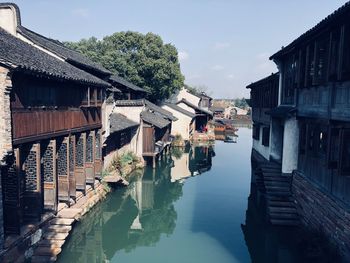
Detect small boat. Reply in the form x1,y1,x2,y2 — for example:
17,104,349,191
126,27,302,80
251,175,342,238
224,134,237,143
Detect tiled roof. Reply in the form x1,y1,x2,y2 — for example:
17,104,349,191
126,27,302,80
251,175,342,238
246,73,279,90
176,99,213,116
0,28,110,87
141,111,170,129
114,99,145,107
17,26,111,75
270,1,350,60
110,113,139,134
109,75,147,93
145,100,178,121
163,103,196,118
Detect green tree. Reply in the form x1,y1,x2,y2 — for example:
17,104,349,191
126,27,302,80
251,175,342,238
65,31,184,102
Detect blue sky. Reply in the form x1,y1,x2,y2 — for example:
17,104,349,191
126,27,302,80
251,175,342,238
10,0,348,98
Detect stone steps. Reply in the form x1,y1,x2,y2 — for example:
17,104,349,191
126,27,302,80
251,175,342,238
38,239,65,248
268,200,295,207
31,255,57,263
268,206,297,214
43,232,69,240
270,212,299,220
50,218,75,226
46,225,72,233
33,246,62,256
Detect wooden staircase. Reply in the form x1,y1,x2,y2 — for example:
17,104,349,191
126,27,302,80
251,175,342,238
255,162,300,227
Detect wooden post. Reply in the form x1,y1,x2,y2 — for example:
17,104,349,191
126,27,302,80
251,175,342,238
85,131,95,188
58,136,70,204
69,135,77,200
152,156,156,169
75,133,87,194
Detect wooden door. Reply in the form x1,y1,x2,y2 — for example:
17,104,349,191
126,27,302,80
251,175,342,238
57,137,70,202
143,126,155,154
23,143,42,221
69,135,77,199
41,140,58,212
85,131,95,187
75,133,86,192
94,130,102,179
2,149,23,235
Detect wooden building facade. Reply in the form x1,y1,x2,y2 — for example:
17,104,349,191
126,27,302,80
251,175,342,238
0,4,111,242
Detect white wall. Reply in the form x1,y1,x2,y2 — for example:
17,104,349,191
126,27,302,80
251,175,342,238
170,152,191,182
252,125,270,161
169,88,200,106
103,104,145,169
162,105,193,140
0,5,18,35
270,119,283,163
282,117,299,174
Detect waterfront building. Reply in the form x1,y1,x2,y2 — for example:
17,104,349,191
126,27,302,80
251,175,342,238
246,73,279,161
249,1,350,258
0,3,111,247
209,106,225,119
162,103,196,141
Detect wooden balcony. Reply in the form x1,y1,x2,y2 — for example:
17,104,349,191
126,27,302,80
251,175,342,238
12,108,101,144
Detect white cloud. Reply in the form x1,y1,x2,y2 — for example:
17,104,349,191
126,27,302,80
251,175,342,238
178,51,189,62
211,65,224,71
71,8,90,18
213,42,231,50
227,74,236,80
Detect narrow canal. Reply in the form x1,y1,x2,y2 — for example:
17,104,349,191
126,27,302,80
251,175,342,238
57,128,310,263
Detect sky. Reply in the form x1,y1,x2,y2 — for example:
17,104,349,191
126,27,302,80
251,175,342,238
8,0,349,98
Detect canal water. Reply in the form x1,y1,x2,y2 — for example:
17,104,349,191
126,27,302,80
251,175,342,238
57,128,313,263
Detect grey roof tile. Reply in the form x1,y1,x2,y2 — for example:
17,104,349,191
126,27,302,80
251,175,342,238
110,113,139,133
114,99,145,107
163,103,195,118
0,28,110,87
141,111,170,129
145,100,177,121
18,26,111,75
176,99,213,116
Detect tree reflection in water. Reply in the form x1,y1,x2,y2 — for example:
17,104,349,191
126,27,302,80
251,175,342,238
58,145,214,262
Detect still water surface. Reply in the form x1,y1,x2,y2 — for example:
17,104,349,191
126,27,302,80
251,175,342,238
57,128,299,263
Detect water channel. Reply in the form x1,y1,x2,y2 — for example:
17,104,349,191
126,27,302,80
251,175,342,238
57,128,318,263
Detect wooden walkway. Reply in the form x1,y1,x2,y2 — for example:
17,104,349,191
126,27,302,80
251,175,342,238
255,162,300,227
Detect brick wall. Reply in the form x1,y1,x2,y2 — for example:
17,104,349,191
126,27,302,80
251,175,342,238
293,172,350,259
0,66,13,249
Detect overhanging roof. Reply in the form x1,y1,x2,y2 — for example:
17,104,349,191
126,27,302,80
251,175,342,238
176,99,213,116
163,103,196,118
109,75,147,93
141,111,170,129
110,113,139,134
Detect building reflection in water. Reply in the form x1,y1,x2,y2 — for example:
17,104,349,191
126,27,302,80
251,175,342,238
58,145,214,262
241,158,301,263
170,145,215,182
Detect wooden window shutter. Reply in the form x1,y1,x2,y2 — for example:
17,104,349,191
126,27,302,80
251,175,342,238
339,129,350,176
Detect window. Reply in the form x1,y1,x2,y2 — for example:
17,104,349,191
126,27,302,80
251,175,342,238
327,128,340,169
305,44,315,87
340,129,350,176
342,24,350,80
299,123,307,154
314,35,329,85
282,54,298,104
253,124,260,140
262,127,270,147
329,28,341,81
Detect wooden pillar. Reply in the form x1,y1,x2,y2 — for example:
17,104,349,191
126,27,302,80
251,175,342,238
42,140,57,212
75,133,86,194
94,129,102,180
2,149,22,235
57,136,70,204
69,135,76,199
85,131,95,188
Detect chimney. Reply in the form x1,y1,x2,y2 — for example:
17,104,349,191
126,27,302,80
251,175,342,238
0,3,21,35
